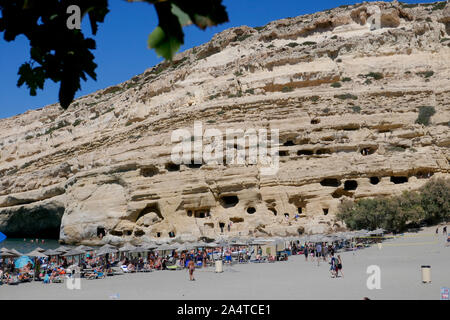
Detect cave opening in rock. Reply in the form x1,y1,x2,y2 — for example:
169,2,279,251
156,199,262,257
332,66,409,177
204,222,214,229
370,177,380,185
219,222,225,232
134,229,145,237
187,161,202,169
415,170,434,179
230,217,244,223
316,148,332,155
269,208,277,216
344,180,358,190
323,208,329,215
297,207,303,214
140,166,159,177
332,188,353,198
220,195,239,208
283,140,295,146
320,178,341,187
278,150,289,157
165,162,180,171
194,210,210,218
284,213,289,218
110,230,123,236
297,149,314,156
125,230,132,236
390,176,408,184
135,203,163,223
0,202,65,239
360,147,377,156
311,118,320,124
96,227,105,238
247,207,256,214
187,210,192,217
156,232,161,238
168,231,175,238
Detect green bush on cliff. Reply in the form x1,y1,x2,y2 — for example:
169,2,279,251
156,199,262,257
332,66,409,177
336,178,450,233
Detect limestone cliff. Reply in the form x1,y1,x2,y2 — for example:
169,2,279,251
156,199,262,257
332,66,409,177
0,1,449,245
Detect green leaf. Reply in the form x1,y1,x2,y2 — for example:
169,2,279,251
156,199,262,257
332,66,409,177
148,26,182,60
171,4,192,27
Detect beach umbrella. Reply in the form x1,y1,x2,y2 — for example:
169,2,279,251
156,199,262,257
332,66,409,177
34,247,46,252
62,248,86,257
96,244,118,256
75,245,94,252
0,250,17,258
177,243,195,252
130,245,148,253
14,256,34,268
25,249,48,258
157,244,172,251
43,249,61,256
204,242,218,248
7,248,23,256
195,241,207,248
140,243,158,251
55,245,71,253
119,243,137,252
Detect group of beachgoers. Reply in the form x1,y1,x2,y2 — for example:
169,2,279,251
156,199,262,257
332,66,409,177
0,234,380,286
300,242,344,278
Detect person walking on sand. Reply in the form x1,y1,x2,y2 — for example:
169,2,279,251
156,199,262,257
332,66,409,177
329,253,337,278
337,255,344,278
315,242,322,266
188,259,195,281
322,243,328,261
304,245,308,261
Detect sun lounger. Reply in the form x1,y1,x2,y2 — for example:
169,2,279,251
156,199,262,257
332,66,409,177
166,264,182,270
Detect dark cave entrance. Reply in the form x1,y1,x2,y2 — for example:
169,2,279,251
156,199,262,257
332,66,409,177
0,202,65,239
390,176,408,184
219,195,239,208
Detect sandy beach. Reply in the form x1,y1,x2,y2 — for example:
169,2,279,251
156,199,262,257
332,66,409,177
1,227,449,300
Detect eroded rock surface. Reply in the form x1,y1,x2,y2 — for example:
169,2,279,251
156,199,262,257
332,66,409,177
0,1,449,245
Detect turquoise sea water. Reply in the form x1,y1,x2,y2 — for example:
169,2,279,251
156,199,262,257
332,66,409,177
0,238,63,254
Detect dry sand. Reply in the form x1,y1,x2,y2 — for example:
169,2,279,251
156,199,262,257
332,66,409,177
1,227,449,300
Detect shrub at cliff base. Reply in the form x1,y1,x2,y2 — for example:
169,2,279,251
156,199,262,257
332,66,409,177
337,178,449,233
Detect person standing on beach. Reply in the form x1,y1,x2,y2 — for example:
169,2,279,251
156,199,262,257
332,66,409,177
322,243,328,261
315,243,322,266
303,245,308,261
329,253,337,278
188,259,195,281
337,255,343,278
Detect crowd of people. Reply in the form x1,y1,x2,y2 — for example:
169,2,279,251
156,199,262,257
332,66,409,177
0,237,359,285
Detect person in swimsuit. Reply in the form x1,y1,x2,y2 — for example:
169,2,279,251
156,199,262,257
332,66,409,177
303,245,308,261
188,260,195,281
329,253,337,278
337,255,343,278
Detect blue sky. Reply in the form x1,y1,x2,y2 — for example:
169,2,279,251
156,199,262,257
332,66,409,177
0,0,438,119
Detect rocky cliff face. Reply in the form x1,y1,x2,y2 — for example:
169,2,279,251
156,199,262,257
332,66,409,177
0,1,449,245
